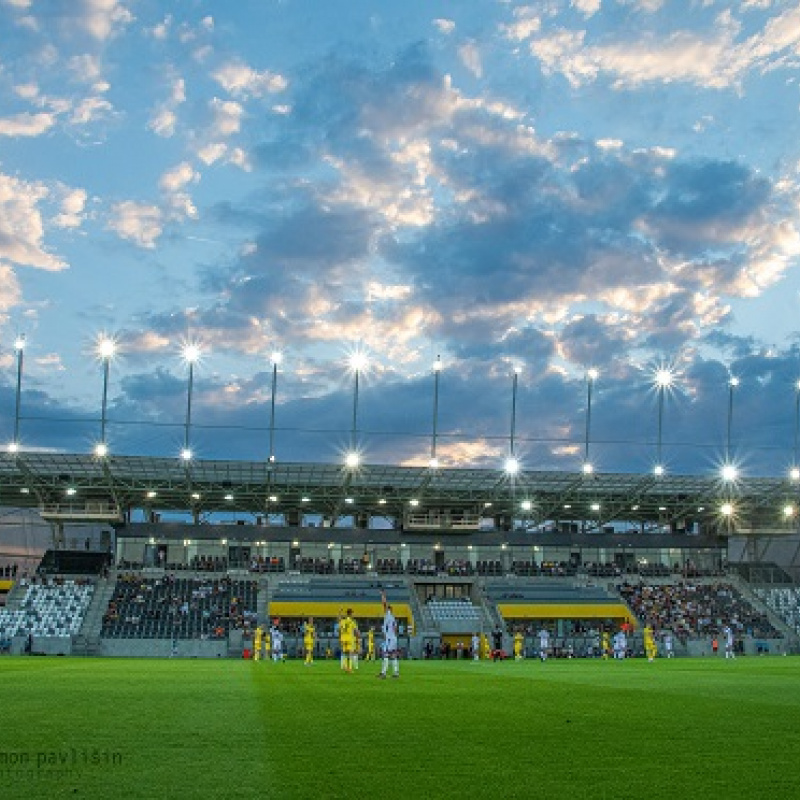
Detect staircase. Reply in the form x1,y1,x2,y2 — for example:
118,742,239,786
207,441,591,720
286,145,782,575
72,577,115,656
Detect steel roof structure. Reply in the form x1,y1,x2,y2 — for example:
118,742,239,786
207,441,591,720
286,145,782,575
2,451,799,532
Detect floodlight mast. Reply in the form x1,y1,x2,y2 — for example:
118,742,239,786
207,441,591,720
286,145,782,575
182,344,201,459
726,376,738,463
794,379,800,469
348,352,367,463
12,335,25,448
97,337,116,450
584,369,598,472
510,366,520,458
654,368,673,475
430,356,441,467
269,351,282,463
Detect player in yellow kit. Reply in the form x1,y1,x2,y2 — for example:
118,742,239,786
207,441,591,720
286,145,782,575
514,630,525,660
253,626,263,661
303,617,315,665
366,627,375,661
339,608,355,672
643,625,657,662
601,629,610,660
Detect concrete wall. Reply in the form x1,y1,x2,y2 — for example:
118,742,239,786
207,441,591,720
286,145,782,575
99,638,229,658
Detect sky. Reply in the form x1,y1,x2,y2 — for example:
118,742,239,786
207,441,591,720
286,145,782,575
2,0,800,476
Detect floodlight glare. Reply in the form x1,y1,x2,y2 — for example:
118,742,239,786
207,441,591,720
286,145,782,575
654,464,665,477
344,497,354,504
590,502,600,512
721,464,738,482
582,462,594,474
7,441,19,454
344,451,360,469
182,344,202,364
587,368,599,381
783,505,795,518
14,335,25,352
378,498,387,505
654,368,673,388
349,352,368,372
520,500,533,512
720,502,734,517
514,364,523,375
504,457,520,475
224,494,234,501
729,376,740,387
94,442,108,458
146,490,157,499
433,356,442,372
97,337,116,360
270,351,283,366
268,495,278,503
191,492,201,500
409,498,420,507
428,457,439,469
65,487,77,497
180,448,193,462
791,467,800,481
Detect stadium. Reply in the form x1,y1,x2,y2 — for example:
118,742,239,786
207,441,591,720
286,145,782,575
5,2,800,798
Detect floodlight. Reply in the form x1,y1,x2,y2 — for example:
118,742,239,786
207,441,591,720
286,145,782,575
428,457,439,469
349,352,368,372
14,335,25,352
97,337,116,360
7,441,19,454
590,502,600,512
720,502,734,517
654,368,673,388
520,500,532,512
504,457,520,475
587,368,599,381
791,467,800,482
783,505,795,518
270,351,283,366
182,344,202,364
721,464,737,482
654,464,665,477
180,448,193,462
409,498,420,507
582,462,594,475
344,451,360,469
729,376,739,387
433,356,442,372
94,442,108,458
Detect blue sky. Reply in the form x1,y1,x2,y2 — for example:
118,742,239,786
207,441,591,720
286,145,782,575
2,0,800,475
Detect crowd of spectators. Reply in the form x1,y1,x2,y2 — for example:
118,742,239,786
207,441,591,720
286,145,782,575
249,556,285,573
102,574,258,639
620,581,781,641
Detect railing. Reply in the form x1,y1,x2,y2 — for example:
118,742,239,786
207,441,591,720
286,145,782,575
39,502,122,522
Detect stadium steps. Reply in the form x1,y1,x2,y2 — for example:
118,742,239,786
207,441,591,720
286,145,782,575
2,579,29,611
73,577,115,646
258,576,272,625
727,573,799,645
477,580,504,629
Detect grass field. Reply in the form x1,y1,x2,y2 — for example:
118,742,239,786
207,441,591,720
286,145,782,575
1,656,800,799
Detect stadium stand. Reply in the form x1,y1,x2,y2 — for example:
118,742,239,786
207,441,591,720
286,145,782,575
0,578,94,638
101,575,258,639
426,597,481,626
754,587,800,636
620,581,782,641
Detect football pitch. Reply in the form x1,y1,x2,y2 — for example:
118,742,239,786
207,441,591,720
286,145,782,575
1,657,799,799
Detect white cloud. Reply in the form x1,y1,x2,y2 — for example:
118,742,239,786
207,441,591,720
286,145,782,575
0,112,56,137
13,83,39,100
2,0,32,7
81,0,134,41
209,97,244,137
458,41,483,79
108,201,163,248
572,0,601,18
68,54,103,84
197,142,227,165
211,60,288,98
227,147,252,172
528,5,800,90
0,263,22,314
433,18,455,34
0,174,65,270
500,6,541,42
148,108,177,137
148,15,172,39
70,96,114,125
52,188,87,229
159,161,199,193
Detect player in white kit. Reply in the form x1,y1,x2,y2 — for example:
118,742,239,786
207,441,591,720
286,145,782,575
471,632,480,661
270,622,283,662
377,590,399,679
723,625,735,659
538,628,550,662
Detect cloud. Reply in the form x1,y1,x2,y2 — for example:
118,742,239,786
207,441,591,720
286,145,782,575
107,201,163,248
500,6,542,42
527,5,800,90
433,18,455,35
0,112,57,137
208,97,244,137
148,108,177,138
211,60,288,99
52,188,87,229
159,162,199,194
81,0,134,41
0,173,65,270
458,41,483,79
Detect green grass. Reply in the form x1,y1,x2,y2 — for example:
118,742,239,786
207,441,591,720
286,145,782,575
1,656,800,798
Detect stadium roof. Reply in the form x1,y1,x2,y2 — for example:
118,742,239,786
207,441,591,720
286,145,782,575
2,452,799,532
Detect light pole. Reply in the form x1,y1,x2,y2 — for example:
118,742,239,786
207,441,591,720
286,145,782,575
268,351,282,463
9,335,25,452
181,344,201,461
721,376,739,482
583,368,598,474
793,379,800,474
654,367,674,476
346,352,368,468
95,336,116,457
430,356,442,468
